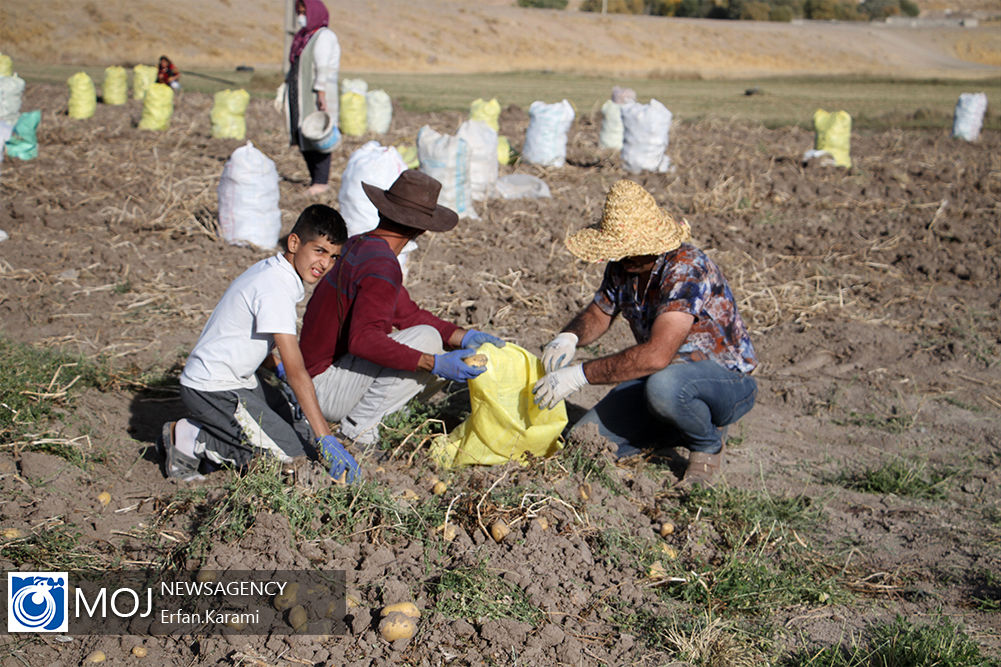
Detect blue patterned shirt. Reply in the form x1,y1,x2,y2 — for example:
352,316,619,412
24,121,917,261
593,244,757,374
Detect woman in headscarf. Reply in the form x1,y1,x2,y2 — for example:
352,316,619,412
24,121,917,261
285,0,340,196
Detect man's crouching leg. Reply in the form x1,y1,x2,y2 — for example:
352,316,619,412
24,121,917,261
644,360,757,487
338,325,446,447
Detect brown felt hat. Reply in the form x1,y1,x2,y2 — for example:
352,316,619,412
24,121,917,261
565,179,691,262
362,170,458,233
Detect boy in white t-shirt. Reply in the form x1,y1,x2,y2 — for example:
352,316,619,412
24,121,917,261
160,204,360,483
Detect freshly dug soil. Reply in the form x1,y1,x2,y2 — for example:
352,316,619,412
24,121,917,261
0,84,998,665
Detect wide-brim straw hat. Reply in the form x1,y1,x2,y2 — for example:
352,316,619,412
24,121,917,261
565,179,691,262
362,170,458,233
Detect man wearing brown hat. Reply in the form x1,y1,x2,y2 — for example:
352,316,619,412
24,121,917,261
299,170,505,446
533,179,758,487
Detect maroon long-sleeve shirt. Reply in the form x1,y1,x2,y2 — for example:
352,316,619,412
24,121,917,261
299,234,458,376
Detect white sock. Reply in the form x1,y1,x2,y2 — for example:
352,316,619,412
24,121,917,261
174,418,202,459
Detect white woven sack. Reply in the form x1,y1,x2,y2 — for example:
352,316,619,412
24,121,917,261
457,119,499,201
341,78,367,95
339,141,408,237
417,125,477,219
217,141,282,249
599,100,623,151
621,99,673,174
522,100,574,167
952,92,987,142
0,75,25,125
366,90,392,134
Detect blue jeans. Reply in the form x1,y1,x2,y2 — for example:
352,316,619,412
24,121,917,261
572,360,757,455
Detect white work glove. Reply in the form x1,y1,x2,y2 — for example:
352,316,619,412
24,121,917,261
532,363,588,410
541,332,579,372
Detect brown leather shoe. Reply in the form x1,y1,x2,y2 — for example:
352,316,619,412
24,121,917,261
680,444,725,488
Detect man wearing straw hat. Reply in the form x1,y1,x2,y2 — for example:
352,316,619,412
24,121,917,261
533,179,758,487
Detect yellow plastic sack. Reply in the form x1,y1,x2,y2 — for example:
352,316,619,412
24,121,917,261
395,143,420,169
497,135,512,165
813,109,852,168
211,89,250,140
0,54,13,77
132,64,157,101
102,66,127,106
138,82,173,131
470,97,501,132
339,91,367,137
67,72,96,120
430,343,566,469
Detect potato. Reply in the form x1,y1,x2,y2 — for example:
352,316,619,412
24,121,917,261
379,612,417,641
288,604,308,632
273,582,299,611
2,528,23,539
83,650,106,663
436,522,458,542
399,488,419,501
465,354,488,368
432,481,448,495
489,520,511,543
97,491,111,506
660,522,675,537
578,483,591,501
381,601,421,619
648,561,668,579
534,516,549,531
345,593,362,608
131,646,148,658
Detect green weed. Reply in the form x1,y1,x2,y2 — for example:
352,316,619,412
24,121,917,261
0,337,109,447
834,458,951,499
785,615,999,667
0,524,102,571
172,458,444,565
586,528,654,571
836,409,915,434
559,445,625,496
430,559,544,625
661,486,841,614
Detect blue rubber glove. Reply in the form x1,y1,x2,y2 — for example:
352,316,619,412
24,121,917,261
318,435,361,483
275,362,286,381
461,329,506,350
432,349,487,383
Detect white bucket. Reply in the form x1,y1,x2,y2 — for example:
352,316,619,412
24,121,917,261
301,111,340,153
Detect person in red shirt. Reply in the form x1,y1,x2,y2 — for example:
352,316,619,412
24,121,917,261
157,55,180,90
300,170,505,446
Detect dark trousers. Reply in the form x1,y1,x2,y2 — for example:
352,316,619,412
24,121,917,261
303,150,331,186
179,371,312,469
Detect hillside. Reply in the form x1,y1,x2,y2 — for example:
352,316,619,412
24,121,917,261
1,0,999,79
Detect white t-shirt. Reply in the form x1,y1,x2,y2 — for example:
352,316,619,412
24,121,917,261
181,254,304,392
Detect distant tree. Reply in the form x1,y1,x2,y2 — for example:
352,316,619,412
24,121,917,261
518,0,569,7
769,4,795,20
860,0,901,18
834,1,865,19
741,0,772,19
580,0,645,12
803,0,838,19
647,0,681,15
899,0,920,16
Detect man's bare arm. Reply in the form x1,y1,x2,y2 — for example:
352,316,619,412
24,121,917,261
581,311,694,385
273,333,331,440
563,302,614,347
